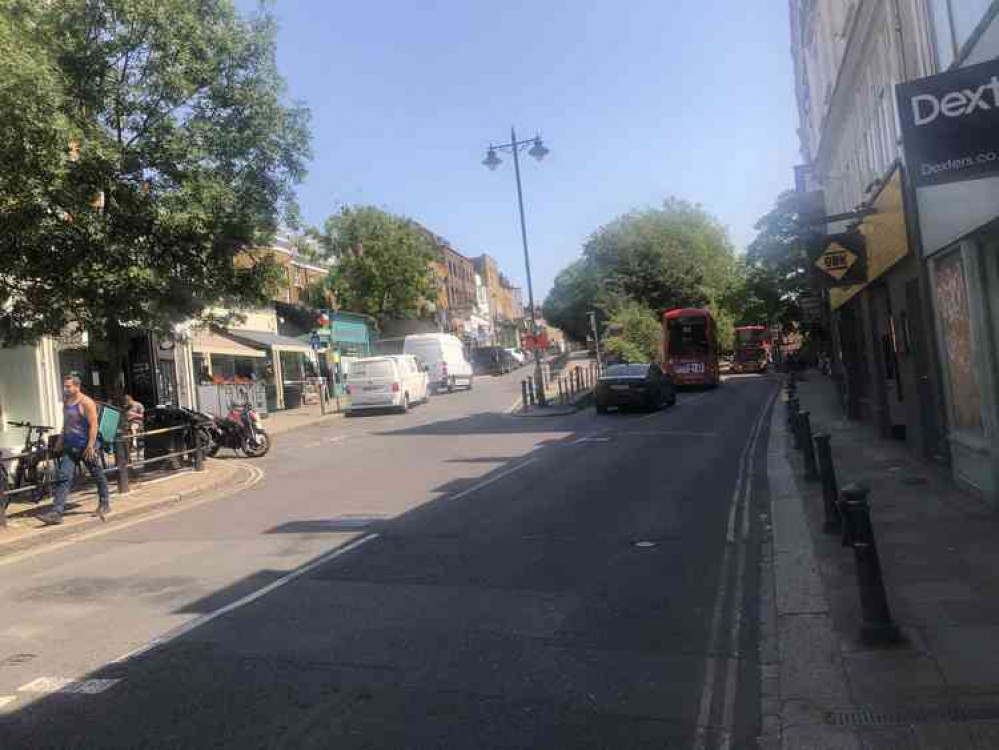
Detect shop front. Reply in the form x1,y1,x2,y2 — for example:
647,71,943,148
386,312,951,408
897,52,999,502
827,167,943,460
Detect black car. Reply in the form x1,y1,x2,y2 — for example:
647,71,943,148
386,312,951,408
471,346,518,375
595,363,676,413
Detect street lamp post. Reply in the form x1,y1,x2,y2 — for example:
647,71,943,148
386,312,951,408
482,127,550,406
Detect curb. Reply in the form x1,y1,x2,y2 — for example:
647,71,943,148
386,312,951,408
762,386,861,750
0,460,255,561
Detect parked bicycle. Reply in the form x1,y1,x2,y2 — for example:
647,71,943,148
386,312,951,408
0,420,56,502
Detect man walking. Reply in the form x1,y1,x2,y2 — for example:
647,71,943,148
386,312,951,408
40,374,110,524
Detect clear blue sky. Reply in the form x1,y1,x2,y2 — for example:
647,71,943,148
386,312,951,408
243,0,799,300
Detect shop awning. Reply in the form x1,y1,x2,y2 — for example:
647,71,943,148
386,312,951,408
191,330,268,358
226,329,314,354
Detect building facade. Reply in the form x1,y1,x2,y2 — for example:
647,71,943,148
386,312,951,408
790,0,999,503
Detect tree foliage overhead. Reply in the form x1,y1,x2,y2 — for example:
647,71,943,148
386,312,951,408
601,301,661,364
543,198,740,345
0,0,311,355
740,194,814,332
322,206,436,324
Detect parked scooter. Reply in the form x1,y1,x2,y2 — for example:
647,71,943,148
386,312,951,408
184,402,271,458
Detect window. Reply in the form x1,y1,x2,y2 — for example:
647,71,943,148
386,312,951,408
934,251,983,434
929,0,992,69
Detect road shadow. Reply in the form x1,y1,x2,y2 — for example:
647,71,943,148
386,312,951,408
0,390,769,750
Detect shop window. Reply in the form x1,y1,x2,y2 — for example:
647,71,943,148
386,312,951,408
934,252,984,434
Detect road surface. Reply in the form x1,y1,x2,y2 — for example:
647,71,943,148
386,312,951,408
0,365,777,749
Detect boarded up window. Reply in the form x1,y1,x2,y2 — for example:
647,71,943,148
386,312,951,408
935,253,983,433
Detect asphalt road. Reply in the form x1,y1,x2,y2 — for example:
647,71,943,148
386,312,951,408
0,365,778,750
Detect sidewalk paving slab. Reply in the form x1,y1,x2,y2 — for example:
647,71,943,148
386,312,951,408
768,371,999,750
0,458,252,560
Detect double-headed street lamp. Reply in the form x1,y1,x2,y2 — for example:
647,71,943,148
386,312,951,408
482,127,550,405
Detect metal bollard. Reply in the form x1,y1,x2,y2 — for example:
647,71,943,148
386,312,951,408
800,411,819,481
116,437,130,495
786,397,800,430
526,377,535,406
839,484,901,645
814,434,842,534
791,410,804,450
521,380,529,412
194,427,205,472
320,383,328,415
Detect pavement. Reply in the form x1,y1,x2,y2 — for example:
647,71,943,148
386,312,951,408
0,366,781,749
0,459,257,561
765,371,999,750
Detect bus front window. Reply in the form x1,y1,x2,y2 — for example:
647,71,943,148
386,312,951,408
669,320,708,356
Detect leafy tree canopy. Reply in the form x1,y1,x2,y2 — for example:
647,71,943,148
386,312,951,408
321,206,436,324
543,197,740,345
602,301,661,364
0,0,311,377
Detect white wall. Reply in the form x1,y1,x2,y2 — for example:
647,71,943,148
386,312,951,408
0,344,56,452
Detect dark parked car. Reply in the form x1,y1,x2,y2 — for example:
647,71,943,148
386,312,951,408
471,346,518,375
595,363,676,413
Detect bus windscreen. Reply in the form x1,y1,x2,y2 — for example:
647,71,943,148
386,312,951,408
669,318,709,356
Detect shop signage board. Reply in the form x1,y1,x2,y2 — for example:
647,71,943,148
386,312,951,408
897,58,999,254
897,58,999,188
812,231,866,288
829,170,910,310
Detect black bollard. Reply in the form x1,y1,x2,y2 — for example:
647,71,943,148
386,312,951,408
116,437,130,495
521,380,529,412
558,378,566,405
791,410,804,450
786,397,800,430
194,426,205,472
839,484,901,645
527,377,535,406
800,411,819,481
814,434,842,534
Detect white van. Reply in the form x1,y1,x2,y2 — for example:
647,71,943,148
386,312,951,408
403,334,473,393
345,355,429,415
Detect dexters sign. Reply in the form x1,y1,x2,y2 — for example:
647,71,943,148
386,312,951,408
897,58,999,188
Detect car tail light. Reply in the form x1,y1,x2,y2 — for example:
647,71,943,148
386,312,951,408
391,382,400,393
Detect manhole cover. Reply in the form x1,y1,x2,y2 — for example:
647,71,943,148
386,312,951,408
633,541,657,549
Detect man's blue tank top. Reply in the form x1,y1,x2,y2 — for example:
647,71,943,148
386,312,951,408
63,401,90,451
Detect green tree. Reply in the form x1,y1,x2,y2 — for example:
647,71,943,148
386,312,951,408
0,0,311,395
742,194,815,331
602,301,661,363
322,206,436,323
543,197,739,343
541,259,598,342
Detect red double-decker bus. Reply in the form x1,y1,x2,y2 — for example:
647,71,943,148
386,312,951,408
732,325,770,374
662,308,720,387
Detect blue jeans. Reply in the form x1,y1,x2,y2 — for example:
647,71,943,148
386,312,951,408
52,446,109,516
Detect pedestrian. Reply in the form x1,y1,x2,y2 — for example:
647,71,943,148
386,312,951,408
124,393,145,457
40,374,110,525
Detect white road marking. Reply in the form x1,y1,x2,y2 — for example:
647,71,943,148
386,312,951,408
447,458,540,501
111,532,378,665
325,436,346,444
616,431,718,438
18,677,121,695
691,384,776,750
0,695,16,709
571,436,611,444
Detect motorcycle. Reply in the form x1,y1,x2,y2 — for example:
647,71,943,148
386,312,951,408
185,403,271,459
